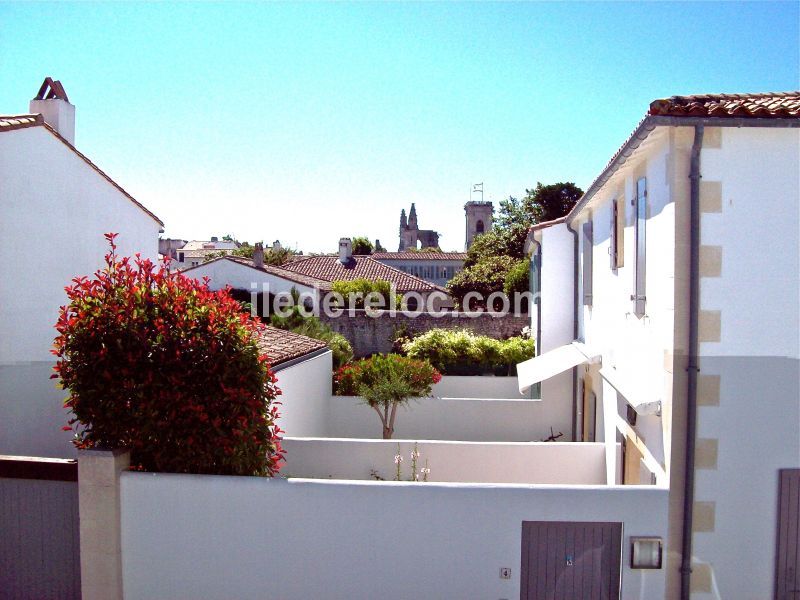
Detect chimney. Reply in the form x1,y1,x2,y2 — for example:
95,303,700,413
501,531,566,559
210,236,219,243
272,240,282,252
338,238,352,263
253,242,265,268
29,77,75,145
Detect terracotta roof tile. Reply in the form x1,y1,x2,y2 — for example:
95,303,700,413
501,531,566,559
256,326,327,367
0,114,43,131
281,255,442,293
182,256,328,289
649,92,800,118
529,216,566,232
372,252,468,261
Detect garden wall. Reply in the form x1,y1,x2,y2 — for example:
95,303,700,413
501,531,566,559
281,438,608,484
272,351,333,438
319,309,530,356
120,472,669,600
326,394,569,442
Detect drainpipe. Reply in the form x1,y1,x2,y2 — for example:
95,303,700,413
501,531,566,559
565,221,580,441
681,124,704,600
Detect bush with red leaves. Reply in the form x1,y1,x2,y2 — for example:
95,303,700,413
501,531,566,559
53,234,283,476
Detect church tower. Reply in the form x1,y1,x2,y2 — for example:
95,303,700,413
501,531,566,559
408,203,418,229
464,201,493,249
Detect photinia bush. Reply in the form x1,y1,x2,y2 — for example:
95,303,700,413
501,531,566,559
53,234,283,476
334,354,441,439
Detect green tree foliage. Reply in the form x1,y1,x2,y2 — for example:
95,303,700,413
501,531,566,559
203,242,297,266
334,354,441,439
351,237,374,255
504,258,531,297
54,234,283,476
447,256,516,309
330,279,399,309
403,328,535,376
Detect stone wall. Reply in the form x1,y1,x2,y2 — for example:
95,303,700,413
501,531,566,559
319,310,530,357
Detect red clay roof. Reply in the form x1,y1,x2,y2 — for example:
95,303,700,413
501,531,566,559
280,255,442,292
256,326,327,367
0,114,163,227
372,252,468,261
649,92,800,118
182,256,327,289
529,216,567,232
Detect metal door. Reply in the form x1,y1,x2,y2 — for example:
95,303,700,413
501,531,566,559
521,521,622,600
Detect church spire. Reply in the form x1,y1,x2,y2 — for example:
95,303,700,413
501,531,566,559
408,203,418,229
400,208,407,230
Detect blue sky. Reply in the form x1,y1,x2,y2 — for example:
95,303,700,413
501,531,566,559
1,1,798,252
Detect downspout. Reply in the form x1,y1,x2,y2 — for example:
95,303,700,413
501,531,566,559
680,124,704,600
565,221,580,441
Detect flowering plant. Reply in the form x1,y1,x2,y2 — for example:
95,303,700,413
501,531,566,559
333,354,441,439
52,234,283,476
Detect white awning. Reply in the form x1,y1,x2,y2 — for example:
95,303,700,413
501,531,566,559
517,341,601,394
600,367,662,415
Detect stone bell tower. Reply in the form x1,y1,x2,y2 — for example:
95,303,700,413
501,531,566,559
464,201,493,249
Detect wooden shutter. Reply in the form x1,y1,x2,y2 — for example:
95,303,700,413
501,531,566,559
615,198,625,268
582,221,593,305
776,469,800,599
632,179,647,316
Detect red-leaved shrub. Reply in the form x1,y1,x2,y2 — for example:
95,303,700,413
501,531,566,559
53,234,283,475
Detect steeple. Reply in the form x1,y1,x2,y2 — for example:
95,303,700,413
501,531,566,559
408,203,418,229
400,208,407,230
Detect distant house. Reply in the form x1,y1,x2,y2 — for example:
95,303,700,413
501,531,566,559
518,91,800,599
372,251,467,287
176,238,238,268
183,238,449,312
158,237,187,261
0,77,163,458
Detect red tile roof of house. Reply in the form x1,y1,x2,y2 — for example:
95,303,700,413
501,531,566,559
0,114,163,226
529,217,567,232
182,256,328,289
372,252,468,261
280,255,443,292
649,92,800,118
256,326,327,367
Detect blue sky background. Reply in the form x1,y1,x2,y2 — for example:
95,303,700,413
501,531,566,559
1,1,798,252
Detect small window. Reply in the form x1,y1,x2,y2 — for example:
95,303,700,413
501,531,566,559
610,198,625,270
582,220,593,305
476,220,484,234
632,177,647,316
178,252,184,263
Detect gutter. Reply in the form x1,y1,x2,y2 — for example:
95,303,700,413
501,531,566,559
565,220,580,441
270,348,331,373
567,115,799,226
680,124,704,600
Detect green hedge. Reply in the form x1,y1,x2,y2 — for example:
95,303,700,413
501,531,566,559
402,328,534,376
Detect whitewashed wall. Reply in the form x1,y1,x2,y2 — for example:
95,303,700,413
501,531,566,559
689,126,800,599
0,126,161,458
535,223,577,438
432,374,523,399
282,438,608,484
326,395,568,442
181,257,318,302
121,472,669,600
273,351,332,438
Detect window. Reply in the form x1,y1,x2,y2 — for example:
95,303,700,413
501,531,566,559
610,198,624,269
632,177,647,316
476,220,484,234
582,220,593,306
178,252,184,263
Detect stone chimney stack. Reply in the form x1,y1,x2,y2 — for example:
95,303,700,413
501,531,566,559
29,77,75,145
338,238,353,263
272,240,282,252
253,242,265,268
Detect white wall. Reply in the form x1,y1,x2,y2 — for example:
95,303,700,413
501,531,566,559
282,438,609,484
273,351,332,438
121,472,669,600
181,258,318,301
326,395,569,442
0,126,161,458
689,126,800,599
432,374,523,399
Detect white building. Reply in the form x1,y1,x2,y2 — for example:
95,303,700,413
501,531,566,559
0,78,163,458
519,91,800,598
175,238,238,268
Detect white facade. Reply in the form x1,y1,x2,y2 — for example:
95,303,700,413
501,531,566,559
0,117,162,457
530,120,800,598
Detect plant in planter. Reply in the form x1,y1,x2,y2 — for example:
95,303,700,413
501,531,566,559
334,354,440,439
53,233,284,476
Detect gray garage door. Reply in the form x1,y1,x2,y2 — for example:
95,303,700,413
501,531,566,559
521,521,622,600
